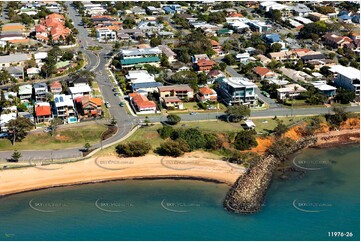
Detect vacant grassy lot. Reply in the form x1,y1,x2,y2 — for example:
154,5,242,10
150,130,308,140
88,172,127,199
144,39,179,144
0,124,107,151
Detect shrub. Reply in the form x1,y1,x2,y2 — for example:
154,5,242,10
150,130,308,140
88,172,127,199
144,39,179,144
156,139,189,157
166,114,181,125
157,126,174,139
233,130,258,150
116,141,151,157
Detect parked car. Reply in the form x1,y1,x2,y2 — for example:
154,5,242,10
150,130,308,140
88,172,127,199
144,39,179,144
43,127,52,133
189,112,199,115
119,102,125,107
105,101,111,108
0,132,8,138
114,93,120,96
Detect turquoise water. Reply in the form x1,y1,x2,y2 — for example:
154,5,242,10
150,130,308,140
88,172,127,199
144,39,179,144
0,144,359,241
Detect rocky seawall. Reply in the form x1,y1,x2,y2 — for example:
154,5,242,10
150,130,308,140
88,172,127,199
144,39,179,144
224,136,317,214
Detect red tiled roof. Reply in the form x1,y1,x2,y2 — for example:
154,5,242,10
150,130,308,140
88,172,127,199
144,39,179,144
199,87,215,95
197,58,216,67
253,66,273,76
129,93,156,109
50,81,62,89
210,39,220,46
36,105,51,116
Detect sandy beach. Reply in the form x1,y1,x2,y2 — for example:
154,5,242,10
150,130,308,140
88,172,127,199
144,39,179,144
0,153,245,196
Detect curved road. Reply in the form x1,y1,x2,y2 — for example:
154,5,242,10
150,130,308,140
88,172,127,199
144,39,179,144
0,3,359,161
0,3,138,162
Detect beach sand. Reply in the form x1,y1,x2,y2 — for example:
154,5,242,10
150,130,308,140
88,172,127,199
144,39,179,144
0,154,245,196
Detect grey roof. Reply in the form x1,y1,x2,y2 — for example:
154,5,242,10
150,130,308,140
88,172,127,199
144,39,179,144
0,54,29,64
6,66,24,74
34,82,47,89
132,82,163,90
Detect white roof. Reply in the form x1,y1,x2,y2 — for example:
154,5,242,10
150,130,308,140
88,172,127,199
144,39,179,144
329,65,361,80
18,84,32,95
223,77,257,88
34,52,48,60
277,84,307,93
313,83,337,91
244,119,256,128
0,113,17,126
294,16,313,24
54,94,74,107
236,53,250,58
27,67,41,74
121,47,161,57
68,84,92,94
126,70,155,84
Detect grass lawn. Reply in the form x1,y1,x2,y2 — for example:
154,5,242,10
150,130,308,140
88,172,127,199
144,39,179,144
0,124,107,151
251,116,306,134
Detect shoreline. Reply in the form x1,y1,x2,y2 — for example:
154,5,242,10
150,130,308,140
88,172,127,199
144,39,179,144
0,129,359,198
0,154,244,197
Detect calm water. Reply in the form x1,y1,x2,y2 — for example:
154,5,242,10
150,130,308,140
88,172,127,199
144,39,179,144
0,144,359,241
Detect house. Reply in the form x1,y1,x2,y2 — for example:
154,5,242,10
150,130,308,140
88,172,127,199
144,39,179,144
312,81,337,97
6,66,24,79
196,59,217,72
300,52,326,63
157,31,174,39
119,47,161,69
268,51,297,61
338,14,353,23
68,84,92,98
292,3,312,16
216,76,258,107
322,33,353,49
263,33,286,49
161,96,184,109
34,82,48,102
207,69,225,84
34,52,48,63
158,85,194,100
53,94,77,122
26,67,41,79
252,66,276,80
236,53,251,63
68,77,89,87
191,54,210,63
157,45,177,63
197,87,217,102
129,93,157,114
329,65,360,96
49,81,62,94
0,54,29,68
146,6,164,15
18,84,32,101
246,20,272,33
35,13,71,43
96,28,117,42
216,28,234,36
294,16,313,24
256,54,272,66
280,67,312,82
126,70,163,93
35,102,52,123
276,84,307,100
77,96,102,118
210,39,222,54
308,12,328,21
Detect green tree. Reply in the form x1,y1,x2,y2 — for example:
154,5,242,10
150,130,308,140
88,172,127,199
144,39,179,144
234,130,258,150
11,150,22,162
166,114,181,125
116,141,152,157
7,117,34,145
156,139,189,157
157,126,174,139
270,43,283,52
83,142,91,151
267,137,296,160
48,118,63,136
150,37,161,47
225,105,250,122
273,119,288,137
335,88,356,104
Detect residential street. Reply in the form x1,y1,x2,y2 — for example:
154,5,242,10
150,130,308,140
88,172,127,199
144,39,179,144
0,3,359,162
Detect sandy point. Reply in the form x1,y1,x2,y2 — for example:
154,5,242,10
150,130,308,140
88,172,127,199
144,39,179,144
0,154,245,197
